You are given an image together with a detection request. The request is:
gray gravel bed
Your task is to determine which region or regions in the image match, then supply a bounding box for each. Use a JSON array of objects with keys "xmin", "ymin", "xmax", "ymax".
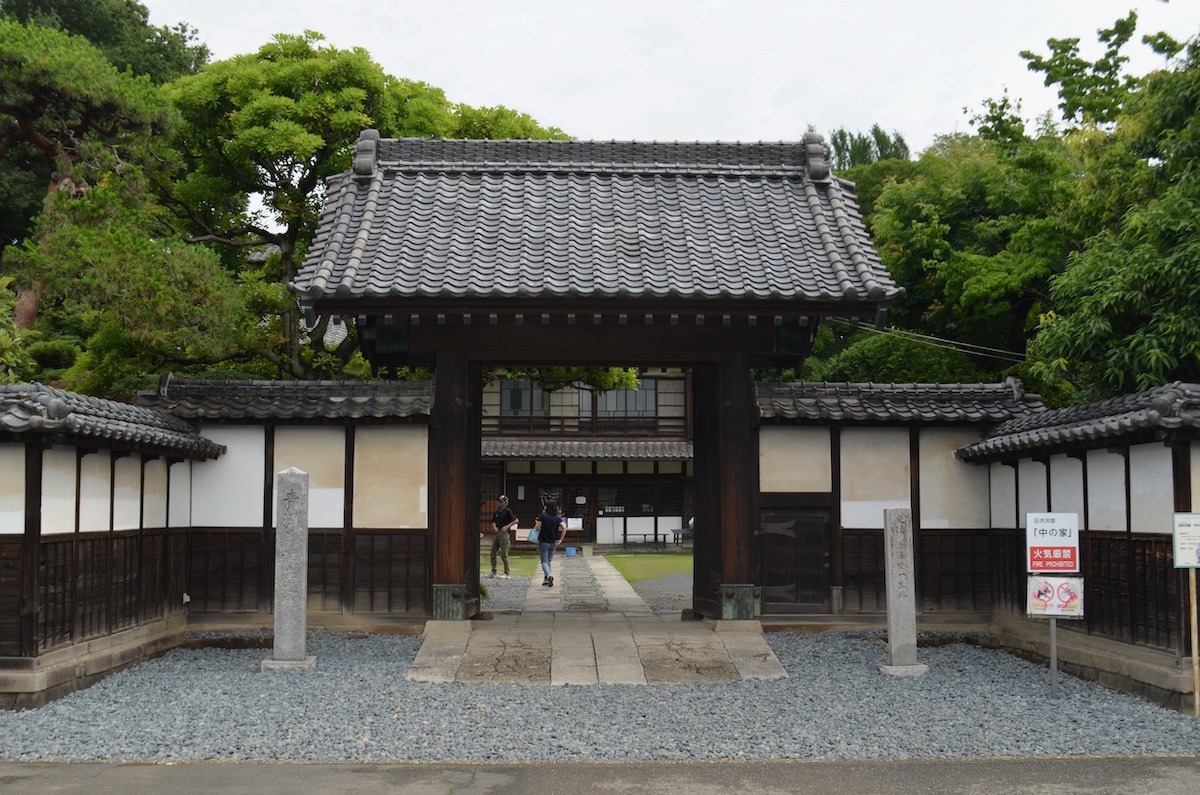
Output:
[{"xmin": 2, "ymin": 631, "xmax": 1198, "ymax": 762}]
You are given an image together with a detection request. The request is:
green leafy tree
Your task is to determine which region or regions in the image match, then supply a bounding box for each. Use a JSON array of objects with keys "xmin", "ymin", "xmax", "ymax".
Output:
[
  {"xmin": 1021, "ymin": 11, "xmax": 1144, "ymax": 127},
  {"xmin": 165, "ymin": 31, "xmax": 460, "ymax": 377},
  {"xmin": 0, "ymin": 1, "xmax": 205, "ymax": 260},
  {"xmin": 827, "ymin": 124, "xmax": 910, "ymax": 170},
  {"xmin": 0, "ymin": 18, "xmax": 176, "ymax": 328},
  {"xmin": 0, "ymin": 275, "xmax": 35, "ymax": 382},
  {"xmin": 452, "ymin": 104, "xmax": 568, "ymax": 140},
  {"xmin": 871, "ymin": 129, "xmax": 1079, "ymax": 367},
  {"xmin": 0, "ymin": 0, "xmax": 208, "ymax": 84},
  {"xmin": 804, "ymin": 328, "xmax": 980, "ymax": 384},
  {"xmin": 1030, "ymin": 33, "xmax": 1200, "ymax": 400},
  {"xmin": 4, "ymin": 170, "xmax": 245, "ymax": 394}
]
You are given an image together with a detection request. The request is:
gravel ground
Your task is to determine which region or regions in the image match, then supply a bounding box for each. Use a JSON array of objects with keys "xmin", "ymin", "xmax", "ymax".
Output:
[{"xmin": 2, "ymin": 628, "xmax": 1199, "ymax": 762}]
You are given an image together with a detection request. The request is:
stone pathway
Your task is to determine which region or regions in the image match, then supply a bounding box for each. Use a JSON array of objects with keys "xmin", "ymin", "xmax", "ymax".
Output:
[{"xmin": 407, "ymin": 553, "xmax": 786, "ymax": 685}]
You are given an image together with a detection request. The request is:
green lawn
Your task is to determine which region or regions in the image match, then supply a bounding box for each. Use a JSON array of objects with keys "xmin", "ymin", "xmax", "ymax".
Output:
[
  {"xmin": 603, "ymin": 550, "xmax": 693, "ymax": 583},
  {"xmin": 480, "ymin": 548, "xmax": 693, "ymax": 583},
  {"xmin": 480, "ymin": 547, "xmax": 541, "ymax": 576}
]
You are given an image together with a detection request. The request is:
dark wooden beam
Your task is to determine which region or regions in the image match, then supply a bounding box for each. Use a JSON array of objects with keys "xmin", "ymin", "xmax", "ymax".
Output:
[
  {"xmin": 411, "ymin": 321, "xmax": 777, "ymax": 362},
  {"xmin": 429, "ymin": 351, "xmax": 483, "ymax": 617},
  {"xmin": 342, "ymin": 425, "xmax": 355, "ymax": 615},
  {"xmin": 717, "ymin": 351, "xmax": 756, "ymax": 585},
  {"xmin": 690, "ymin": 363, "xmax": 721, "ymax": 615},
  {"xmin": 20, "ymin": 443, "xmax": 44, "ymax": 658}
]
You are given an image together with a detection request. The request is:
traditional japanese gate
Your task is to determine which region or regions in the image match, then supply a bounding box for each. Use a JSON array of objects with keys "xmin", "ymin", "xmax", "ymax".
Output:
[{"xmin": 294, "ymin": 133, "xmax": 901, "ymax": 619}]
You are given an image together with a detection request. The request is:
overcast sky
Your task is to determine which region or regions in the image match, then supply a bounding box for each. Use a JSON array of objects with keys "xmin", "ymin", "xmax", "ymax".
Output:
[{"xmin": 144, "ymin": 1, "xmax": 1199, "ymax": 154}]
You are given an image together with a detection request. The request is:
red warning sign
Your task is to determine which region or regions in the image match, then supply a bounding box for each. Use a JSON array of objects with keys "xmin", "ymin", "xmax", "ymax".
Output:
[
  {"xmin": 1028, "ymin": 546, "xmax": 1078, "ymax": 572},
  {"xmin": 1026, "ymin": 513, "xmax": 1080, "ymax": 574}
]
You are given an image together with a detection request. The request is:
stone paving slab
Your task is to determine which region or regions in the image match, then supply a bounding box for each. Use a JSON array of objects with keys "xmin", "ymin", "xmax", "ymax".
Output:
[{"xmin": 407, "ymin": 554, "xmax": 787, "ymax": 685}]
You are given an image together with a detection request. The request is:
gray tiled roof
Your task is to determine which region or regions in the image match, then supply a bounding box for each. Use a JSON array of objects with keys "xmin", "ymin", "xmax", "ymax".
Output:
[
  {"xmin": 137, "ymin": 379, "xmax": 432, "ymax": 421},
  {"xmin": 482, "ymin": 438, "xmax": 692, "ymax": 461},
  {"xmin": 756, "ymin": 378, "xmax": 1046, "ymax": 424},
  {"xmin": 0, "ymin": 384, "xmax": 224, "ymax": 460},
  {"xmin": 294, "ymin": 133, "xmax": 902, "ymax": 308},
  {"xmin": 955, "ymin": 382, "xmax": 1200, "ymax": 462}
]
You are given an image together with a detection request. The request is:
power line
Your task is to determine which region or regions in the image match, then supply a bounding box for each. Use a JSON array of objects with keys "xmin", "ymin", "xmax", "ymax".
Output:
[{"xmin": 826, "ymin": 318, "xmax": 1026, "ymax": 364}]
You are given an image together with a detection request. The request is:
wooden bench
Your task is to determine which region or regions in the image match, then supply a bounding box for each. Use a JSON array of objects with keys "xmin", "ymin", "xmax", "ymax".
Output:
[
  {"xmin": 672, "ymin": 527, "xmax": 694, "ymax": 545},
  {"xmin": 621, "ymin": 532, "xmax": 668, "ymax": 549}
]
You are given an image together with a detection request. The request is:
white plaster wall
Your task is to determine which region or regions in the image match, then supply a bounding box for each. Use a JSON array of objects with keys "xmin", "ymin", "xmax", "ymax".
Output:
[
  {"xmin": 990, "ymin": 463, "xmax": 1016, "ymax": 528},
  {"xmin": 41, "ymin": 446, "xmax": 77, "ymax": 534},
  {"xmin": 1087, "ymin": 449, "xmax": 1127, "ymax": 531},
  {"xmin": 0, "ymin": 444, "xmax": 24, "ymax": 534},
  {"xmin": 1048, "ymin": 454, "xmax": 1085, "ymax": 516},
  {"xmin": 353, "ymin": 426, "xmax": 428, "ymax": 528},
  {"xmin": 596, "ymin": 516, "xmax": 621, "ymax": 544},
  {"xmin": 143, "ymin": 458, "xmax": 168, "ymax": 529},
  {"xmin": 79, "ymin": 452, "xmax": 111, "ymax": 532},
  {"xmin": 1017, "ymin": 459, "xmax": 1048, "ymax": 527},
  {"xmin": 760, "ymin": 426, "xmax": 832, "ymax": 493},
  {"xmin": 841, "ymin": 427, "xmax": 910, "ymax": 528},
  {"xmin": 1129, "ymin": 443, "xmax": 1173, "ymax": 534},
  {"xmin": 113, "ymin": 456, "xmax": 141, "ymax": 531},
  {"xmin": 192, "ymin": 426, "xmax": 266, "ymax": 527},
  {"xmin": 919, "ymin": 428, "xmax": 989, "ymax": 528},
  {"xmin": 659, "ymin": 515, "xmax": 684, "ymax": 533},
  {"xmin": 274, "ymin": 427, "xmax": 346, "ymax": 528},
  {"xmin": 168, "ymin": 461, "xmax": 191, "ymax": 527},
  {"xmin": 626, "ymin": 516, "xmax": 657, "ymax": 537}
]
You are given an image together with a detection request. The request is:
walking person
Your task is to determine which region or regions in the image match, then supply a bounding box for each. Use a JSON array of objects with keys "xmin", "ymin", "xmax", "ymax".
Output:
[
  {"xmin": 533, "ymin": 499, "xmax": 565, "ymax": 587},
  {"xmin": 489, "ymin": 495, "xmax": 518, "ymax": 578}
]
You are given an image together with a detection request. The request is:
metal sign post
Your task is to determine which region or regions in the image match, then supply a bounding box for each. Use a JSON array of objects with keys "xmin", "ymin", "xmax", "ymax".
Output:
[
  {"xmin": 1027, "ymin": 513, "xmax": 1081, "ymax": 699},
  {"xmin": 1171, "ymin": 513, "xmax": 1200, "ymax": 717},
  {"xmin": 1191, "ymin": 569, "xmax": 1199, "ymax": 718},
  {"xmin": 1049, "ymin": 617, "xmax": 1058, "ymax": 699}
]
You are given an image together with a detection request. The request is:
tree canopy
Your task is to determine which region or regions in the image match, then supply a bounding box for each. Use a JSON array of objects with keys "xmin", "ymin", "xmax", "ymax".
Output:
[
  {"xmin": 4, "ymin": 8, "xmax": 1200, "ymax": 404},
  {"xmin": 1029, "ymin": 33, "xmax": 1200, "ymax": 400},
  {"xmin": 0, "ymin": 0, "xmax": 208, "ymax": 84}
]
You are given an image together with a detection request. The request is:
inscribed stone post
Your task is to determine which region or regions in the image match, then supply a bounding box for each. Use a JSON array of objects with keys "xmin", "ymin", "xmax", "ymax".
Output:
[
  {"xmin": 262, "ymin": 467, "xmax": 317, "ymax": 673},
  {"xmin": 879, "ymin": 507, "xmax": 928, "ymax": 677}
]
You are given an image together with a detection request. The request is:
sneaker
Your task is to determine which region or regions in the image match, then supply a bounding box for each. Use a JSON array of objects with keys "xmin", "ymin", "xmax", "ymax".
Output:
[
  {"xmin": 488, "ymin": 572, "xmax": 496, "ymax": 579},
  {"xmin": 501, "ymin": 573, "xmax": 510, "ymax": 579},
  {"xmin": 547, "ymin": 576, "xmax": 554, "ymax": 588}
]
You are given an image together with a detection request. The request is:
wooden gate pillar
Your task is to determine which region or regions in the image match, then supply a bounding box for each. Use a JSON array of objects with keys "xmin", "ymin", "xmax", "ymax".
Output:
[
  {"xmin": 691, "ymin": 354, "xmax": 761, "ymax": 619},
  {"xmin": 704, "ymin": 353, "xmax": 761, "ymax": 619},
  {"xmin": 429, "ymin": 350, "xmax": 482, "ymax": 620}
]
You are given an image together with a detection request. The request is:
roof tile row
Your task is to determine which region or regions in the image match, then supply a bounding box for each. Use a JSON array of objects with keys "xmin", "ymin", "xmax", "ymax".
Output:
[
  {"xmin": 955, "ymin": 382, "xmax": 1200, "ymax": 461},
  {"xmin": 136, "ymin": 379, "xmax": 432, "ymax": 420},
  {"xmin": 1, "ymin": 384, "xmax": 224, "ymax": 459},
  {"xmin": 756, "ymin": 379, "xmax": 1046, "ymax": 425},
  {"xmin": 296, "ymin": 135, "xmax": 900, "ymax": 306}
]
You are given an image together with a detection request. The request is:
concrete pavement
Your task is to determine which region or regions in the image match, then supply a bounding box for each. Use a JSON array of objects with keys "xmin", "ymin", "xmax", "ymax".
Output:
[
  {"xmin": 407, "ymin": 552, "xmax": 787, "ymax": 685},
  {"xmin": 4, "ymin": 756, "xmax": 1199, "ymax": 794}
]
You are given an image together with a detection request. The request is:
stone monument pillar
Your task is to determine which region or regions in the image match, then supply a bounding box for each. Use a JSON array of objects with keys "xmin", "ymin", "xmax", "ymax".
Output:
[
  {"xmin": 262, "ymin": 467, "xmax": 317, "ymax": 673},
  {"xmin": 878, "ymin": 507, "xmax": 927, "ymax": 677}
]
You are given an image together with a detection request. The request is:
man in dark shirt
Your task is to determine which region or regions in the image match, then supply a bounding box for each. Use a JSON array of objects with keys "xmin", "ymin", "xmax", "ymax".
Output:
[{"xmin": 489, "ymin": 495, "xmax": 518, "ymax": 578}]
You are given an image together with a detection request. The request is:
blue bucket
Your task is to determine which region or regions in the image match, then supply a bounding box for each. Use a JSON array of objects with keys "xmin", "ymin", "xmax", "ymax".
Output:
[{"xmin": 565, "ymin": 546, "xmax": 577, "ymax": 557}]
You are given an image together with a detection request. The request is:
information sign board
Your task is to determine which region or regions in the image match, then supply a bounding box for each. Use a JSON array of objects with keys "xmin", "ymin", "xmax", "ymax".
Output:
[
  {"xmin": 1026, "ymin": 512, "xmax": 1080, "ymax": 573},
  {"xmin": 1173, "ymin": 513, "xmax": 1200, "ymax": 569}
]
